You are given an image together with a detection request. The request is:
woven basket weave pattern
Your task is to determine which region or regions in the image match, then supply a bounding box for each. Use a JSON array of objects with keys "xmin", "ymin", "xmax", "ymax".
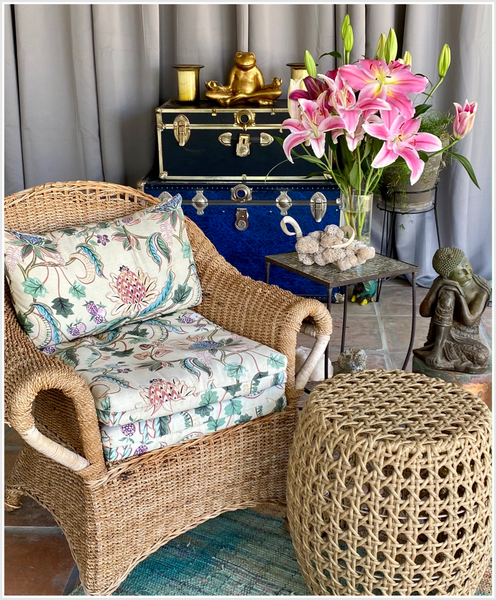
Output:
[
  {"xmin": 4, "ymin": 181, "xmax": 333, "ymax": 595},
  {"xmin": 287, "ymin": 370, "xmax": 492, "ymax": 596}
]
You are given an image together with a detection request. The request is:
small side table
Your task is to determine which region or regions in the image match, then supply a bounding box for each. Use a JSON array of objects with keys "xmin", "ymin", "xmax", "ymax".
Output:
[
  {"xmin": 287, "ymin": 370, "xmax": 492, "ymax": 596},
  {"xmin": 265, "ymin": 252, "xmax": 419, "ymax": 373}
]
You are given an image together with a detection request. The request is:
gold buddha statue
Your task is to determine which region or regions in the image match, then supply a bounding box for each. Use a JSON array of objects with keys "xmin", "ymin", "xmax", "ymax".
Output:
[
  {"xmin": 205, "ymin": 51, "xmax": 283, "ymax": 106},
  {"xmin": 413, "ymin": 247, "xmax": 491, "ymax": 374}
]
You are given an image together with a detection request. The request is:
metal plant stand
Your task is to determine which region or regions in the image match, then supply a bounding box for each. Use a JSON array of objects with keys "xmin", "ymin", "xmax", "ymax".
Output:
[{"xmin": 376, "ymin": 184, "xmax": 441, "ymax": 301}]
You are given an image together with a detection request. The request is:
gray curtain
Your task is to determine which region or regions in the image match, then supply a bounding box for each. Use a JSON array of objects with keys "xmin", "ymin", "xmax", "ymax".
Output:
[{"xmin": 4, "ymin": 4, "xmax": 492, "ymax": 285}]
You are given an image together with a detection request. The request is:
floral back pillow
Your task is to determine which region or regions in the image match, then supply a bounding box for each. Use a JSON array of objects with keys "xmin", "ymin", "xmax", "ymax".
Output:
[{"xmin": 4, "ymin": 194, "xmax": 202, "ymax": 349}]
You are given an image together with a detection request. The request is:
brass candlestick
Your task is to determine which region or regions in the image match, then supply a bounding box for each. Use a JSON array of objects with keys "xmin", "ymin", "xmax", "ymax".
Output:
[{"xmin": 172, "ymin": 64, "xmax": 204, "ymax": 102}]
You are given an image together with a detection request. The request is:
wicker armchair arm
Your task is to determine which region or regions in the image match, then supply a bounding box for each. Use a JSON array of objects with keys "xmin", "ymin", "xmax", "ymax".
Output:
[
  {"xmin": 4, "ymin": 289, "xmax": 106, "ymax": 473},
  {"xmin": 189, "ymin": 233, "xmax": 332, "ymax": 395}
]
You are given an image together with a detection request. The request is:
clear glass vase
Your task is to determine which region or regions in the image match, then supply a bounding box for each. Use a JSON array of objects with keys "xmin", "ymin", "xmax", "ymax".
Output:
[{"xmin": 338, "ymin": 192, "xmax": 373, "ymax": 245}]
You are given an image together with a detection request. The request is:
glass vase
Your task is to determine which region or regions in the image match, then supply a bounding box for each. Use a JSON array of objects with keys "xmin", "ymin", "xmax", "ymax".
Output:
[{"xmin": 338, "ymin": 192, "xmax": 373, "ymax": 245}]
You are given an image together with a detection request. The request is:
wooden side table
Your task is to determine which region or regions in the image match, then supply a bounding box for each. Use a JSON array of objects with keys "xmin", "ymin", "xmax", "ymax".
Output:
[{"xmin": 265, "ymin": 252, "xmax": 419, "ymax": 374}]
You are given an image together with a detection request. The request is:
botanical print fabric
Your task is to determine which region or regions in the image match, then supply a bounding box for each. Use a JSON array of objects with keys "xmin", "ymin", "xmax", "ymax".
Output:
[
  {"xmin": 53, "ymin": 308, "xmax": 288, "ymax": 427},
  {"xmin": 101, "ymin": 385, "xmax": 286, "ymax": 461},
  {"xmin": 4, "ymin": 194, "xmax": 202, "ymax": 348}
]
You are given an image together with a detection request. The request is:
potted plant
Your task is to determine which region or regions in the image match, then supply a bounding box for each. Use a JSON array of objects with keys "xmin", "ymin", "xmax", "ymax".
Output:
[{"xmin": 279, "ymin": 16, "xmax": 479, "ymax": 243}]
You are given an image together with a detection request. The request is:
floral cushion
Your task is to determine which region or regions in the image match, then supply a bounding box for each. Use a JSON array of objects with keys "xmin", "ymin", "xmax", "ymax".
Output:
[
  {"xmin": 101, "ymin": 385, "xmax": 286, "ymax": 462},
  {"xmin": 53, "ymin": 308, "xmax": 288, "ymax": 427},
  {"xmin": 4, "ymin": 194, "xmax": 202, "ymax": 348}
]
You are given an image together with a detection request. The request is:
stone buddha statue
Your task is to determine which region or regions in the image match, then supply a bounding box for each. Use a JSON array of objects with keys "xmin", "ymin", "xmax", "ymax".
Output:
[
  {"xmin": 413, "ymin": 247, "xmax": 491, "ymax": 374},
  {"xmin": 205, "ymin": 51, "xmax": 283, "ymax": 106}
]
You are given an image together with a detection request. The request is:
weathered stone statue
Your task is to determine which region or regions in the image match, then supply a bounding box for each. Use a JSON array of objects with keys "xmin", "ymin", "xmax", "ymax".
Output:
[
  {"xmin": 413, "ymin": 247, "xmax": 491, "ymax": 374},
  {"xmin": 205, "ymin": 51, "xmax": 282, "ymax": 106}
]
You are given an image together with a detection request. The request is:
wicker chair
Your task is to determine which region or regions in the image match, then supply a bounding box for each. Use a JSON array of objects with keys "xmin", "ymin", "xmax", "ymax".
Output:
[{"xmin": 4, "ymin": 181, "xmax": 333, "ymax": 596}]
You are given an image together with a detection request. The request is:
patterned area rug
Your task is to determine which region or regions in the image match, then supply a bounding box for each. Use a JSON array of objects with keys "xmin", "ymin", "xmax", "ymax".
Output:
[{"xmin": 71, "ymin": 509, "xmax": 492, "ymax": 596}]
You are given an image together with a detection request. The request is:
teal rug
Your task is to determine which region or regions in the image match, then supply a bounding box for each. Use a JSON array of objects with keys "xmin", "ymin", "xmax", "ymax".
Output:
[{"xmin": 70, "ymin": 509, "xmax": 492, "ymax": 596}]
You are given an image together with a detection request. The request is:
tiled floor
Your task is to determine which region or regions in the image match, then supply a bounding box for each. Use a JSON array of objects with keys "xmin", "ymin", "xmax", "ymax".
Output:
[{"xmin": 4, "ymin": 279, "xmax": 492, "ymax": 596}]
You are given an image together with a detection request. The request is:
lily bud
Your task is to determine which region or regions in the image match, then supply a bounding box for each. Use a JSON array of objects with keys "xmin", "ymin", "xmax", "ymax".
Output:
[
  {"xmin": 384, "ymin": 28, "xmax": 398, "ymax": 64},
  {"xmin": 438, "ymin": 44, "xmax": 451, "ymax": 78},
  {"xmin": 453, "ymin": 100, "xmax": 477, "ymax": 140},
  {"xmin": 375, "ymin": 33, "xmax": 387, "ymax": 60},
  {"xmin": 304, "ymin": 50, "xmax": 317, "ymax": 79},
  {"xmin": 343, "ymin": 24, "xmax": 354, "ymax": 53},
  {"xmin": 341, "ymin": 14, "xmax": 350, "ymax": 41},
  {"xmin": 402, "ymin": 51, "xmax": 412, "ymax": 67},
  {"xmin": 288, "ymin": 77, "xmax": 306, "ymax": 119}
]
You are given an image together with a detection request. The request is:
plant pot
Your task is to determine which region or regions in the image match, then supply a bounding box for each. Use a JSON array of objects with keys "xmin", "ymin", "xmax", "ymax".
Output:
[
  {"xmin": 337, "ymin": 192, "xmax": 373, "ymax": 245},
  {"xmin": 377, "ymin": 153, "xmax": 443, "ymax": 213}
]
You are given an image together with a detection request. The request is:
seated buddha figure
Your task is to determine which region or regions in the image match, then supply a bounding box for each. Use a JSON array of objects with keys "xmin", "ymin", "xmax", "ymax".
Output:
[
  {"xmin": 413, "ymin": 247, "xmax": 491, "ymax": 374},
  {"xmin": 205, "ymin": 51, "xmax": 282, "ymax": 106}
]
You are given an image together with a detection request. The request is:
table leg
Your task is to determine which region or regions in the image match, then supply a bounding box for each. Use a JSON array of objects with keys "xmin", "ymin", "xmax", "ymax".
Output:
[
  {"xmin": 402, "ymin": 272, "xmax": 417, "ymax": 370},
  {"xmin": 341, "ymin": 285, "xmax": 348, "ymax": 354},
  {"xmin": 265, "ymin": 262, "xmax": 270, "ymax": 284},
  {"xmin": 325, "ymin": 286, "xmax": 332, "ymax": 380}
]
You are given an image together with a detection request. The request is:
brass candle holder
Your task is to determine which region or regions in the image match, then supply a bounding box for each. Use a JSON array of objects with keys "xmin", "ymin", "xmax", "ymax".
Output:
[
  {"xmin": 172, "ymin": 64, "xmax": 204, "ymax": 103},
  {"xmin": 286, "ymin": 63, "xmax": 309, "ymax": 80}
]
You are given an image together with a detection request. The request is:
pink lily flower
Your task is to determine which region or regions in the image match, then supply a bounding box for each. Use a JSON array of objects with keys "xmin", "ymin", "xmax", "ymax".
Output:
[
  {"xmin": 331, "ymin": 118, "xmax": 367, "ymax": 152},
  {"xmin": 320, "ymin": 72, "xmax": 391, "ymax": 135},
  {"xmin": 362, "ymin": 107, "xmax": 443, "ymax": 184},
  {"xmin": 282, "ymin": 94, "xmax": 343, "ymax": 161},
  {"xmin": 339, "ymin": 59, "xmax": 428, "ymax": 119},
  {"xmin": 453, "ymin": 100, "xmax": 477, "ymax": 140}
]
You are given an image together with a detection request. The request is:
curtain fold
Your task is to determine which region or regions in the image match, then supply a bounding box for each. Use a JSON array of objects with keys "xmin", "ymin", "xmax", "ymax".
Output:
[{"xmin": 3, "ymin": 4, "xmax": 492, "ymax": 285}]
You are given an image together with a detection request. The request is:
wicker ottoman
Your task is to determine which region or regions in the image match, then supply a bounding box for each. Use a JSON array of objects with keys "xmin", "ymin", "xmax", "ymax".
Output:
[{"xmin": 287, "ymin": 370, "xmax": 492, "ymax": 596}]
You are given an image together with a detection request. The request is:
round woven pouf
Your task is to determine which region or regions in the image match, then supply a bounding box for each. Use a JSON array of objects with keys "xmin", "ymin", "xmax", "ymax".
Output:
[{"xmin": 287, "ymin": 370, "xmax": 492, "ymax": 596}]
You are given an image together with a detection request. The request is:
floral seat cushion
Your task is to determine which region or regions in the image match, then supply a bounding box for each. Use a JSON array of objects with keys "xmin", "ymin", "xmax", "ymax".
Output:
[
  {"xmin": 53, "ymin": 308, "xmax": 288, "ymax": 427},
  {"xmin": 101, "ymin": 385, "xmax": 286, "ymax": 462}
]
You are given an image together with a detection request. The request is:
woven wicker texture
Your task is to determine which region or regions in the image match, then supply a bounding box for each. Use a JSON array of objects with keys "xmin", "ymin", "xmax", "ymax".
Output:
[
  {"xmin": 287, "ymin": 369, "xmax": 492, "ymax": 596},
  {"xmin": 4, "ymin": 181, "xmax": 333, "ymax": 596}
]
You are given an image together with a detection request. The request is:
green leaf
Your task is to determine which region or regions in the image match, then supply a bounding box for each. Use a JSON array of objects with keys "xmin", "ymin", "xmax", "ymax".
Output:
[
  {"xmin": 51, "ymin": 297, "xmax": 74, "ymax": 318},
  {"xmin": 349, "ymin": 161, "xmax": 362, "ymax": 191},
  {"xmin": 273, "ymin": 136, "xmax": 284, "ymax": 146},
  {"xmin": 267, "ymin": 354, "xmax": 286, "ymax": 370},
  {"xmin": 69, "ymin": 281, "xmax": 86, "ymax": 299},
  {"xmin": 170, "ymin": 211, "xmax": 178, "ymax": 229},
  {"xmin": 418, "ymin": 151, "xmax": 430, "ymax": 163},
  {"xmin": 22, "ymin": 277, "xmax": 47, "ymax": 298},
  {"xmin": 59, "ymin": 347, "xmax": 78, "ymax": 368},
  {"xmin": 225, "ymin": 399, "xmax": 242, "ymax": 416},
  {"xmin": 61, "ymin": 228, "xmax": 78, "ymax": 236},
  {"xmin": 21, "ymin": 245, "xmax": 33, "ymax": 259},
  {"xmin": 223, "ymin": 382, "xmax": 242, "ymax": 397},
  {"xmin": 236, "ymin": 414, "xmax": 252, "ymax": 424},
  {"xmin": 181, "ymin": 242, "xmax": 192, "ymax": 259},
  {"xmin": 16, "ymin": 311, "xmax": 34, "ymax": 334},
  {"xmin": 414, "ymin": 103, "xmax": 432, "ymax": 118},
  {"xmin": 113, "ymin": 349, "xmax": 134, "ymax": 357},
  {"xmin": 224, "ymin": 362, "xmax": 247, "ymax": 379},
  {"xmin": 200, "ymin": 389, "xmax": 219, "ymax": 406},
  {"xmin": 319, "ymin": 50, "xmax": 342, "ymax": 60},
  {"xmin": 300, "ymin": 155, "xmax": 327, "ymax": 166},
  {"xmin": 156, "ymin": 235, "xmax": 171, "ymax": 262},
  {"xmin": 207, "ymin": 416, "xmax": 226, "ymax": 431},
  {"xmin": 172, "ymin": 283, "xmax": 192, "ymax": 305},
  {"xmin": 448, "ymin": 151, "xmax": 480, "ymax": 188}
]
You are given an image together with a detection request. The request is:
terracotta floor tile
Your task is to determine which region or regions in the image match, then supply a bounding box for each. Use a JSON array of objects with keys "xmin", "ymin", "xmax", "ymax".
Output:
[
  {"xmin": 4, "ymin": 529, "xmax": 75, "ymax": 596},
  {"xmin": 364, "ymin": 353, "xmax": 390, "ymax": 370},
  {"xmin": 482, "ymin": 319, "xmax": 492, "ymax": 340},
  {"xmin": 4, "ymin": 496, "xmax": 59, "ymax": 528},
  {"xmin": 328, "ymin": 316, "xmax": 383, "ymax": 351},
  {"xmin": 383, "ymin": 316, "xmax": 430, "ymax": 353},
  {"xmin": 5, "ymin": 448, "xmax": 20, "ymax": 479},
  {"xmin": 390, "ymin": 352, "xmax": 413, "ymax": 372},
  {"xmin": 377, "ymin": 284, "xmax": 428, "ymax": 316},
  {"xmin": 5, "ymin": 426, "xmax": 23, "ymax": 447},
  {"xmin": 5, "ymin": 448, "xmax": 59, "ymax": 527}
]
